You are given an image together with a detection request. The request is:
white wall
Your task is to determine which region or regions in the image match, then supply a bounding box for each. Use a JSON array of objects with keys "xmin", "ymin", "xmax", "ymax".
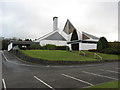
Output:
[
  {"xmin": 53, "ymin": 17, "xmax": 58, "ymax": 31},
  {"xmin": 79, "ymin": 43, "xmax": 97, "ymax": 50},
  {"xmin": 8, "ymin": 43, "xmax": 13, "ymax": 51},
  {"xmin": 40, "ymin": 40, "xmax": 68, "ymax": 46},
  {"xmin": 40, "ymin": 40, "xmax": 97, "ymax": 50}
]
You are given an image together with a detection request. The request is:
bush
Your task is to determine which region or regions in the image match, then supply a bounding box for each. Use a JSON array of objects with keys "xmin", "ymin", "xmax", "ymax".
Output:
[
  {"xmin": 97, "ymin": 40, "xmax": 103, "ymax": 52},
  {"xmin": 101, "ymin": 48, "xmax": 120, "ymax": 54},
  {"xmin": 43, "ymin": 44, "xmax": 69, "ymax": 50},
  {"xmin": 44, "ymin": 44, "xmax": 56, "ymax": 50},
  {"xmin": 109, "ymin": 42, "xmax": 120, "ymax": 49},
  {"xmin": 28, "ymin": 44, "xmax": 41, "ymax": 49},
  {"xmin": 97, "ymin": 37, "xmax": 109, "ymax": 52},
  {"xmin": 29, "ymin": 44, "xmax": 70, "ymax": 50},
  {"xmin": 56, "ymin": 46, "xmax": 69, "ymax": 50}
]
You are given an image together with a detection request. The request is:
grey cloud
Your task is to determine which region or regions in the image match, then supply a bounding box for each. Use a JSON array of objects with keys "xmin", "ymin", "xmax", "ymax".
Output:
[{"xmin": 1, "ymin": 1, "xmax": 118, "ymax": 41}]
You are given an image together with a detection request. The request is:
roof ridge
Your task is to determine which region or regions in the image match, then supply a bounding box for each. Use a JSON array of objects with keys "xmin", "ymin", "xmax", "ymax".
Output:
[{"xmin": 35, "ymin": 30, "xmax": 58, "ymax": 41}]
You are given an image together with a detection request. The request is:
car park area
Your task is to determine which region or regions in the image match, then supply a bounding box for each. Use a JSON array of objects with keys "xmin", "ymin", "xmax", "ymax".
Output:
[{"xmin": 2, "ymin": 51, "xmax": 119, "ymax": 89}]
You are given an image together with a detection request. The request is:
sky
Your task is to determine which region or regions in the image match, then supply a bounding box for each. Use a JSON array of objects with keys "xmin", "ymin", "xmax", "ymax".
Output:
[{"xmin": 0, "ymin": 0, "xmax": 119, "ymax": 41}]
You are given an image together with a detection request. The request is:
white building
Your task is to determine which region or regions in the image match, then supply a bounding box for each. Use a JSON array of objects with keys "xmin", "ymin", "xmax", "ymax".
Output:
[{"xmin": 35, "ymin": 17, "xmax": 99, "ymax": 50}]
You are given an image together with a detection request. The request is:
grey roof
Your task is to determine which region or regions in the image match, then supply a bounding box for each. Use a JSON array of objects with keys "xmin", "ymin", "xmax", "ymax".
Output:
[
  {"xmin": 63, "ymin": 19, "xmax": 76, "ymax": 35},
  {"xmin": 82, "ymin": 32, "xmax": 99, "ymax": 40},
  {"xmin": 43, "ymin": 32, "xmax": 66, "ymax": 41}
]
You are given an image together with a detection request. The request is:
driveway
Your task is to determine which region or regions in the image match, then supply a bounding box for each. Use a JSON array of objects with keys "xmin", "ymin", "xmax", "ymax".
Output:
[{"xmin": 2, "ymin": 51, "xmax": 119, "ymax": 89}]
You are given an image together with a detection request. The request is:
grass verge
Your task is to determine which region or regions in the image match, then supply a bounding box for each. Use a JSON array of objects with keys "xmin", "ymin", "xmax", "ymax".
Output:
[
  {"xmin": 20, "ymin": 50, "xmax": 96, "ymax": 61},
  {"xmin": 90, "ymin": 80, "xmax": 119, "ymax": 88},
  {"xmin": 77, "ymin": 51, "xmax": 120, "ymax": 60}
]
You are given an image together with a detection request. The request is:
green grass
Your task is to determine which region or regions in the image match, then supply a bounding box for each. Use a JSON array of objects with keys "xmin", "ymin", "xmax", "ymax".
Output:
[
  {"xmin": 20, "ymin": 50, "xmax": 96, "ymax": 61},
  {"xmin": 20, "ymin": 50, "xmax": 120, "ymax": 61},
  {"xmin": 90, "ymin": 80, "xmax": 120, "ymax": 88},
  {"xmin": 77, "ymin": 51, "xmax": 120, "ymax": 60}
]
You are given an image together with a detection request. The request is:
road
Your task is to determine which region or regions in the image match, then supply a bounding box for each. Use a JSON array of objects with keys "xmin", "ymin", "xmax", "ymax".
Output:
[
  {"xmin": 2, "ymin": 51, "xmax": 119, "ymax": 89},
  {"xmin": 0, "ymin": 51, "xmax": 2, "ymax": 90}
]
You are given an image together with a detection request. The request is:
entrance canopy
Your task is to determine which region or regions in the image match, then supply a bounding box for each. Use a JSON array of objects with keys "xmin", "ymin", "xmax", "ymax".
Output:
[{"xmin": 67, "ymin": 40, "xmax": 98, "ymax": 44}]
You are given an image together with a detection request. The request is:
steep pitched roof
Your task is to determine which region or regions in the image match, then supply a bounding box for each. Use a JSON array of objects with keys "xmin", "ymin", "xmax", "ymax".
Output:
[
  {"xmin": 35, "ymin": 31, "xmax": 67, "ymax": 41},
  {"xmin": 63, "ymin": 19, "xmax": 76, "ymax": 35},
  {"xmin": 42, "ymin": 31, "xmax": 66, "ymax": 41},
  {"xmin": 82, "ymin": 31, "xmax": 99, "ymax": 40}
]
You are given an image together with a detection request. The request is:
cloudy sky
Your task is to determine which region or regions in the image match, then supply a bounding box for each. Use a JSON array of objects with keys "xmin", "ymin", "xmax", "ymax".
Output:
[{"xmin": 0, "ymin": 0, "xmax": 119, "ymax": 41}]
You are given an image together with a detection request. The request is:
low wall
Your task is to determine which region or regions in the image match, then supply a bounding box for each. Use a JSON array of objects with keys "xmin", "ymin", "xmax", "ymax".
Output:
[{"xmin": 10, "ymin": 50, "xmax": 120, "ymax": 65}]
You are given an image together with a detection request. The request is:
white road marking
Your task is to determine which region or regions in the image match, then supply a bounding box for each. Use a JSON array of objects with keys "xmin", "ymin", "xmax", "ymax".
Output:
[
  {"xmin": 34, "ymin": 76, "xmax": 55, "ymax": 90},
  {"xmin": 2, "ymin": 79, "xmax": 7, "ymax": 90},
  {"xmin": 2, "ymin": 53, "xmax": 9, "ymax": 62},
  {"xmin": 100, "ymin": 69, "xmax": 119, "ymax": 74},
  {"xmin": 62, "ymin": 74, "xmax": 93, "ymax": 86},
  {"xmin": 82, "ymin": 71, "xmax": 118, "ymax": 80},
  {"xmin": 2, "ymin": 53, "xmax": 35, "ymax": 66}
]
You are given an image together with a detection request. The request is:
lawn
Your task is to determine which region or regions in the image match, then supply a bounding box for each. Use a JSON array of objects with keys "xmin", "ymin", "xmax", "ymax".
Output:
[
  {"xmin": 90, "ymin": 80, "xmax": 119, "ymax": 88},
  {"xmin": 77, "ymin": 51, "xmax": 120, "ymax": 60},
  {"xmin": 20, "ymin": 50, "xmax": 96, "ymax": 61}
]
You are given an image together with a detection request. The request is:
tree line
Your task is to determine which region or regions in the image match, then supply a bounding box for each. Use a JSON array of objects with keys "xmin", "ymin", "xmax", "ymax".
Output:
[{"xmin": 97, "ymin": 37, "xmax": 120, "ymax": 54}]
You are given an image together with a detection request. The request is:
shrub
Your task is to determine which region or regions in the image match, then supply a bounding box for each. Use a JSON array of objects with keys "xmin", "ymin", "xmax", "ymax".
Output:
[
  {"xmin": 97, "ymin": 37, "xmax": 109, "ymax": 52},
  {"xmin": 102, "ymin": 48, "xmax": 120, "ymax": 54},
  {"xmin": 109, "ymin": 42, "xmax": 120, "ymax": 49},
  {"xmin": 28, "ymin": 44, "xmax": 41, "ymax": 49},
  {"xmin": 44, "ymin": 44, "xmax": 56, "ymax": 50},
  {"xmin": 43, "ymin": 44, "xmax": 69, "ymax": 50},
  {"xmin": 56, "ymin": 46, "xmax": 69, "ymax": 50},
  {"xmin": 97, "ymin": 40, "xmax": 103, "ymax": 52}
]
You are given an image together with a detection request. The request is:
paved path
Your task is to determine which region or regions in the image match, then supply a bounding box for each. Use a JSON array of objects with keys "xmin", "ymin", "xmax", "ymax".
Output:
[{"xmin": 2, "ymin": 51, "xmax": 119, "ymax": 89}]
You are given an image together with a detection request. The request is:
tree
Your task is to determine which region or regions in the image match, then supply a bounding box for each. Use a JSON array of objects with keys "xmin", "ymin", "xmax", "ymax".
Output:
[
  {"xmin": 25, "ymin": 39, "xmax": 32, "ymax": 41},
  {"xmin": 97, "ymin": 37, "xmax": 109, "ymax": 52},
  {"xmin": 18, "ymin": 38, "xmax": 22, "ymax": 41},
  {"xmin": 29, "ymin": 44, "xmax": 40, "ymax": 49},
  {"xmin": 2, "ymin": 39, "xmax": 10, "ymax": 50}
]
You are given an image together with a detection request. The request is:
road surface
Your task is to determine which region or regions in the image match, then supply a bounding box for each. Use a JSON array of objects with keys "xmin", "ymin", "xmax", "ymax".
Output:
[{"xmin": 2, "ymin": 51, "xmax": 119, "ymax": 89}]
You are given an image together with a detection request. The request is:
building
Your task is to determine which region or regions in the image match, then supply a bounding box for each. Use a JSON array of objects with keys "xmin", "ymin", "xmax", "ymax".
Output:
[
  {"xmin": 35, "ymin": 17, "xmax": 99, "ymax": 50},
  {"xmin": 8, "ymin": 41, "xmax": 38, "ymax": 51}
]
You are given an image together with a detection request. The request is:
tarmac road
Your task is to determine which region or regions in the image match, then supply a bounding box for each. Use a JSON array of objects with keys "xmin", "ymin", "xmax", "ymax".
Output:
[{"xmin": 2, "ymin": 51, "xmax": 119, "ymax": 89}]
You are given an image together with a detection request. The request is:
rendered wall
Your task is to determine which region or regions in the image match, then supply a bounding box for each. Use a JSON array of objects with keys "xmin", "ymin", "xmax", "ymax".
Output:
[
  {"xmin": 40, "ymin": 40, "xmax": 68, "ymax": 46},
  {"xmin": 40, "ymin": 40, "xmax": 97, "ymax": 50},
  {"xmin": 8, "ymin": 43, "xmax": 13, "ymax": 51},
  {"xmin": 79, "ymin": 43, "xmax": 97, "ymax": 50}
]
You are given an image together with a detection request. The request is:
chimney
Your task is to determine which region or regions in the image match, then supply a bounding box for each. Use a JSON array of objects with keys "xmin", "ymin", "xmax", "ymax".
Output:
[{"xmin": 53, "ymin": 17, "xmax": 58, "ymax": 31}]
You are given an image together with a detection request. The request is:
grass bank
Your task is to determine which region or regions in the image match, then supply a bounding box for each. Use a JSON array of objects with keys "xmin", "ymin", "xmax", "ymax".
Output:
[
  {"xmin": 90, "ymin": 80, "xmax": 119, "ymax": 88},
  {"xmin": 20, "ymin": 50, "xmax": 96, "ymax": 61},
  {"xmin": 74, "ymin": 51, "xmax": 120, "ymax": 60}
]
